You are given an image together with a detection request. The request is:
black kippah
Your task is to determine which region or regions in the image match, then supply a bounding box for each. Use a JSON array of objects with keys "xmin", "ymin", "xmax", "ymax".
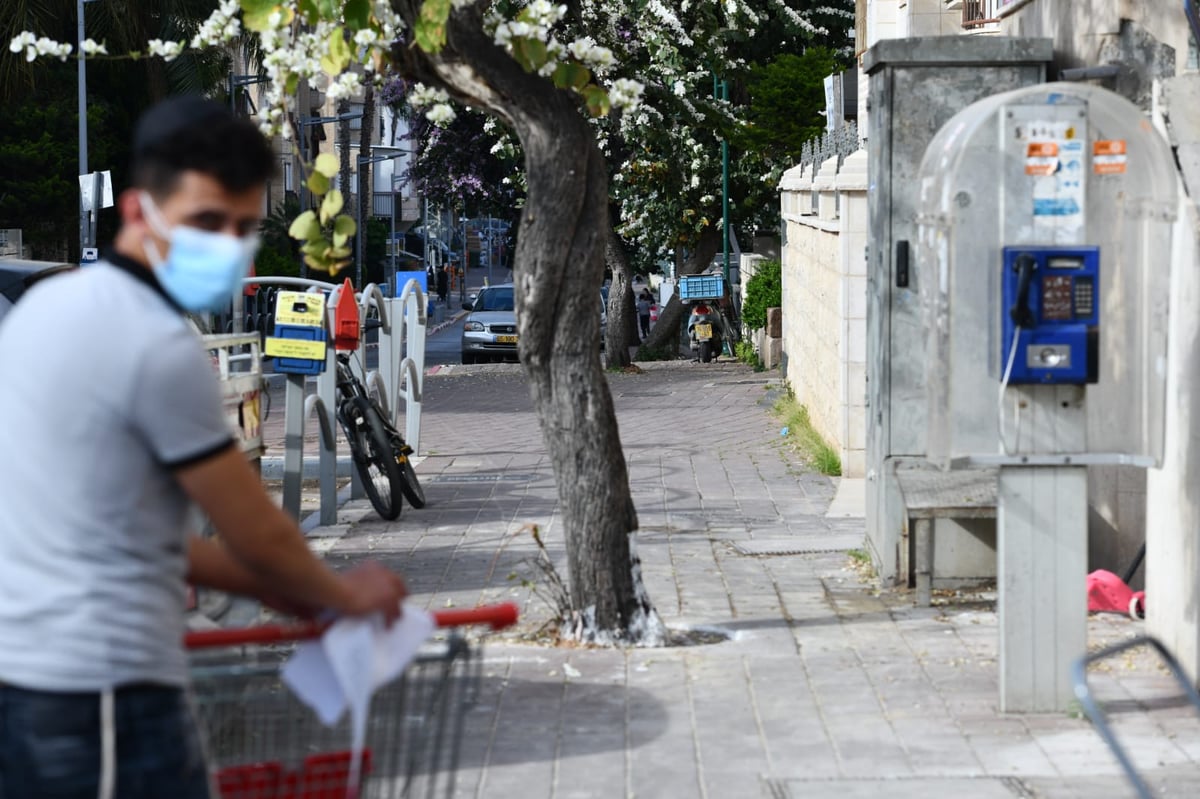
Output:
[{"xmin": 133, "ymin": 95, "xmax": 231, "ymax": 156}]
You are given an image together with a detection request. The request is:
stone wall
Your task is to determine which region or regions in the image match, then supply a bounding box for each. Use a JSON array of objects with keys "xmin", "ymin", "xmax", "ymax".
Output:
[{"xmin": 779, "ymin": 149, "xmax": 868, "ymax": 477}]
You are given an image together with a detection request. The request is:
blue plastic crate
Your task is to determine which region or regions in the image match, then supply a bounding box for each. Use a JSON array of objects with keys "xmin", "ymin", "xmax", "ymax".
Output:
[{"xmin": 678, "ymin": 275, "xmax": 724, "ymax": 301}]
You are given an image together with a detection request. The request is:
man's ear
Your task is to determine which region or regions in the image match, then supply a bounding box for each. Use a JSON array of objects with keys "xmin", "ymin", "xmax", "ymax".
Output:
[{"xmin": 117, "ymin": 189, "xmax": 147, "ymax": 228}]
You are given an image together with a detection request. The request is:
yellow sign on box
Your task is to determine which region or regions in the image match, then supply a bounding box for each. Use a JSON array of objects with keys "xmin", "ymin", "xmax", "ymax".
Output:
[
  {"xmin": 275, "ymin": 291, "xmax": 326, "ymax": 326},
  {"xmin": 264, "ymin": 337, "xmax": 326, "ymax": 361}
]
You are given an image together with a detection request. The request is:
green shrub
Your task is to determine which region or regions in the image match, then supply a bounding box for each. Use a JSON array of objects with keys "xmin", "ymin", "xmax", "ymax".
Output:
[
  {"xmin": 253, "ymin": 244, "xmax": 300, "ymax": 278},
  {"xmin": 742, "ymin": 258, "xmax": 782, "ymax": 331},
  {"xmin": 735, "ymin": 340, "xmax": 763, "ymax": 370}
]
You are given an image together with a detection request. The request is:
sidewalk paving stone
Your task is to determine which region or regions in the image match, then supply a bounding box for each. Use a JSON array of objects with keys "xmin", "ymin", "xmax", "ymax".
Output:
[{"xmin": 243, "ymin": 360, "xmax": 1200, "ymax": 798}]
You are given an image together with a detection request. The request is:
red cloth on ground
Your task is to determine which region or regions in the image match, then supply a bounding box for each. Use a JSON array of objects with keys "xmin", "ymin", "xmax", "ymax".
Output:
[{"xmin": 1087, "ymin": 569, "xmax": 1145, "ymax": 619}]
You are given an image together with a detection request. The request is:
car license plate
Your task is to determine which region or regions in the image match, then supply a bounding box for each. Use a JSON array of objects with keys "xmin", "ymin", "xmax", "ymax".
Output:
[
  {"xmin": 694, "ymin": 323, "xmax": 713, "ymax": 339},
  {"xmin": 496, "ymin": 335, "xmax": 518, "ymax": 344}
]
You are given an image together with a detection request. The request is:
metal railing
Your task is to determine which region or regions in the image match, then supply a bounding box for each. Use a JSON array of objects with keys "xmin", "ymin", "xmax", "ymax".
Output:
[
  {"xmin": 962, "ymin": 0, "xmax": 999, "ymax": 29},
  {"xmin": 798, "ymin": 122, "xmax": 861, "ymax": 176}
]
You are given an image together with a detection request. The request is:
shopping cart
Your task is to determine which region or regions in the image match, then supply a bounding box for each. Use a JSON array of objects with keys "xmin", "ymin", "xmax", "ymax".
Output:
[
  {"xmin": 1071, "ymin": 634, "xmax": 1200, "ymax": 798},
  {"xmin": 184, "ymin": 603, "xmax": 519, "ymax": 799}
]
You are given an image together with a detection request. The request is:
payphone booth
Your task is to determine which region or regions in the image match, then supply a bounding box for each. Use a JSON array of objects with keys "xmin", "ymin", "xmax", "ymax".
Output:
[{"xmin": 916, "ymin": 83, "xmax": 1178, "ymax": 711}]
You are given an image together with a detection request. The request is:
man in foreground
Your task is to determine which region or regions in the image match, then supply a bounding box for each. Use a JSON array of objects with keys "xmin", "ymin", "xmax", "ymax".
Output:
[{"xmin": 0, "ymin": 96, "xmax": 408, "ymax": 798}]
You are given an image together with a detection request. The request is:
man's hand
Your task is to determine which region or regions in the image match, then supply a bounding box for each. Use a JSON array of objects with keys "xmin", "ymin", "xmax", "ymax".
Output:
[{"xmin": 339, "ymin": 562, "xmax": 409, "ymax": 624}]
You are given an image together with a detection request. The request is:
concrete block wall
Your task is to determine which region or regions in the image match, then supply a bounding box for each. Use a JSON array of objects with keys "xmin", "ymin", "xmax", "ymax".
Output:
[{"xmin": 778, "ymin": 150, "xmax": 869, "ymax": 477}]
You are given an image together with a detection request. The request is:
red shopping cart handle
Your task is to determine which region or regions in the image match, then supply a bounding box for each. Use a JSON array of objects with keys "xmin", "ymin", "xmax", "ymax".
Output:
[{"xmin": 184, "ymin": 602, "xmax": 519, "ymax": 649}]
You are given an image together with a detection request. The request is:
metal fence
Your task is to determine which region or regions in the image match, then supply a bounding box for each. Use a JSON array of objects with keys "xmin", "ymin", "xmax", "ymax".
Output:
[{"xmin": 798, "ymin": 122, "xmax": 862, "ymax": 175}]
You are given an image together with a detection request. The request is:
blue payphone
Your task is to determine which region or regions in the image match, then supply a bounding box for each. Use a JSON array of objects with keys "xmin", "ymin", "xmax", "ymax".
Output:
[{"xmin": 1000, "ymin": 245, "xmax": 1100, "ymax": 385}]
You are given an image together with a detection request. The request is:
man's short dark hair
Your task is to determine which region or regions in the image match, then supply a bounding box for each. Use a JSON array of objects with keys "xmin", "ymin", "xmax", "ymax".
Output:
[{"xmin": 131, "ymin": 95, "xmax": 276, "ymax": 197}]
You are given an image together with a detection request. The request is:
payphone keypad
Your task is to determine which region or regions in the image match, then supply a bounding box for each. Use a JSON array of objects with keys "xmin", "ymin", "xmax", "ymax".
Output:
[{"xmin": 1074, "ymin": 277, "xmax": 1094, "ymax": 317}]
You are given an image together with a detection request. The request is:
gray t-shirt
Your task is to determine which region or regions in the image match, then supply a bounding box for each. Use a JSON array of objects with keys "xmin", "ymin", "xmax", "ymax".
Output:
[{"xmin": 0, "ymin": 255, "xmax": 233, "ymax": 691}]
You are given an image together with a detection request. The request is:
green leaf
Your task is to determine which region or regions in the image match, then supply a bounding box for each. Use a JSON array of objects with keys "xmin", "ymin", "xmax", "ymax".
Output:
[
  {"xmin": 320, "ymin": 27, "xmax": 352, "ymax": 76},
  {"xmin": 318, "ymin": 0, "xmax": 336, "ymax": 17},
  {"xmin": 553, "ymin": 62, "xmax": 591, "ymax": 91},
  {"xmin": 523, "ymin": 39, "xmax": 548, "ymax": 71},
  {"xmin": 320, "ymin": 189, "xmax": 344, "ymax": 224},
  {"xmin": 344, "ymin": 0, "xmax": 370, "ymax": 30},
  {"xmin": 297, "ymin": 0, "xmax": 319, "ymax": 24},
  {"xmin": 301, "ymin": 239, "xmax": 328, "ymax": 256},
  {"xmin": 333, "ymin": 231, "xmax": 349, "ymax": 248},
  {"xmin": 240, "ymin": 0, "xmax": 277, "ymax": 32},
  {"xmin": 304, "ymin": 253, "xmax": 335, "ymax": 273},
  {"xmin": 313, "ymin": 152, "xmax": 339, "ymax": 178},
  {"xmin": 511, "ymin": 38, "xmax": 548, "ymax": 73},
  {"xmin": 284, "ymin": 72, "xmax": 299, "ymax": 96},
  {"xmin": 334, "ymin": 214, "xmax": 357, "ymax": 238},
  {"xmin": 287, "ymin": 210, "xmax": 319, "ymax": 241},
  {"xmin": 582, "ymin": 85, "xmax": 611, "ymax": 118},
  {"xmin": 307, "ymin": 170, "xmax": 330, "ymax": 196},
  {"xmin": 414, "ymin": 0, "xmax": 451, "ymax": 53}
]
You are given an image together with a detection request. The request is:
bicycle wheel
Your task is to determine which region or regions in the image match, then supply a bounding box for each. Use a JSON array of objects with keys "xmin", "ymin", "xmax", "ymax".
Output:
[
  {"xmin": 365, "ymin": 396, "xmax": 427, "ymax": 510},
  {"xmin": 396, "ymin": 447, "xmax": 426, "ymax": 508},
  {"xmin": 343, "ymin": 398, "xmax": 404, "ymax": 520}
]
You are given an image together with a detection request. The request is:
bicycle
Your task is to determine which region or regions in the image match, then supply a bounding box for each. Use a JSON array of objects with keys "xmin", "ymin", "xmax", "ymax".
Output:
[{"xmin": 333, "ymin": 351, "xmax": 425, "ymax": 520}]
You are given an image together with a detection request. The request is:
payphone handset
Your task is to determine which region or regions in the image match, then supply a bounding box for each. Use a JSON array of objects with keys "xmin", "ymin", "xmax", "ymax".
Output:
[{"xmin": 1000, "ymin": 245, "xmax": 1100, "ymax": 385}]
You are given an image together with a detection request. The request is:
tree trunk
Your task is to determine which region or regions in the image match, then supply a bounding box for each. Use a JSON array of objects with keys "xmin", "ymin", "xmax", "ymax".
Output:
[
  {"xmin": 637, "ymin": 225, "xmax": 722, "ymax": 357},
  {"xmin": 604, "ymin": 216, "xmax": 638, "ymax": 367},
  {"xmin": 392, "ymin": 2, "xmax": 663, "ymax": 643},
  {"xmin": 358, "ymin": 81, "xmax": 376, "ymax": 284}
]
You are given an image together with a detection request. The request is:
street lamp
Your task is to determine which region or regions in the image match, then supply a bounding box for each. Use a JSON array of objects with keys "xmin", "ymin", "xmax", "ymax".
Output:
[
  {"xmin": 77, "ymin": 0, "xmax": 100, "ymax": 260},
  {"xmin": 294, "ymin": 110, "xmax": 362, "ymax": 278},
  {"xmin": 228, "ymin": 72, "xmax": 268, "ymax": 334},
  {"xmin": 713, "ymin": 72, "xmax": 730, "ymax": 283},
  {"xmin": 229, "ymin": 73, "xmax": 267, "ymax": 114},
  {"xmin": 355, "ymin": 146, "xmax": 415, "ymax": 289}
]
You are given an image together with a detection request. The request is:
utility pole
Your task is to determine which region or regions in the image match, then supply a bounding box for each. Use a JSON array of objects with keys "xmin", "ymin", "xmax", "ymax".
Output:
[
  {"xmin": 719, "ymin": 77, "xmax": 730, "ymax": 283},
  {"xmin": 355, "ymin": 148, "xmax": 412, "ymax": 289},
  {"xmin": 77, "ymin": 0, "xmax": 90, "ymax": 260}
]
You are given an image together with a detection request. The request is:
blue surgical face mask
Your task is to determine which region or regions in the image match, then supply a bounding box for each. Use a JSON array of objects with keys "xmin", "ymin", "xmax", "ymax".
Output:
[{"xmin": 139, "ymin": 192, "xmax": 259, "ymax": 313}]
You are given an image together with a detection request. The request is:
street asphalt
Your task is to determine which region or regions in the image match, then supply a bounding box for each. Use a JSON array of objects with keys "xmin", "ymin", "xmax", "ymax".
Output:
[{"xmin": 228, "ymin": 349, "xmax": 1200, "ymax": 798}]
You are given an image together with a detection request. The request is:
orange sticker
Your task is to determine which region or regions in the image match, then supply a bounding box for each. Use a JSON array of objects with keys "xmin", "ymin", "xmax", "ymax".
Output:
[
  {"xmin": 1025, "ymin": 141, "xmax": 1059, "ymax": 176},
  {"xmin": 1093, "ymin": 139, "xmax": 1127, "ymax": 174}
]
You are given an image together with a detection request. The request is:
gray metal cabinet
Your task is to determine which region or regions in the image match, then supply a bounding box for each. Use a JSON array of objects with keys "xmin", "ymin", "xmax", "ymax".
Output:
[{"xmin": 862, "ymin": 37, "xmax": 1052, "ymax": 584}]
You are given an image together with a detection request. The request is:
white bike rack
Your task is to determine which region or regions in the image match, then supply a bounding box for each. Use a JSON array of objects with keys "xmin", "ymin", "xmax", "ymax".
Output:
[{"xmin": 244, "ymin": 276, "xmax": 427, "ymax": 523}]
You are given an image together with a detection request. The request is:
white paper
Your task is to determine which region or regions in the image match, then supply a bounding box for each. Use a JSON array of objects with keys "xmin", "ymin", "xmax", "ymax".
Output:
[
  {"xmin": 281, "ymin": 602, "xmax": 436, "ymax": 792},
  {"xmin": 282, "ymin": 603, "xmax": 436, "ymax": 724}
]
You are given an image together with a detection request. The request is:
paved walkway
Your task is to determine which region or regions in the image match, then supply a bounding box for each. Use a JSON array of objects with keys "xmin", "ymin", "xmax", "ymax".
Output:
[{"xmin": 252, "ymin": 361, "xmax": 1199, "ymax": 799}]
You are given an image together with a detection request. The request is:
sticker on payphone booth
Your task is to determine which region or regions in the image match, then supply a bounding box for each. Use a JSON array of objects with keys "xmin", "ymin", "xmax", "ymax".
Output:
[{"xmin": 1000, "ymin": 246, "xmax": 1100, "ymax": 385}]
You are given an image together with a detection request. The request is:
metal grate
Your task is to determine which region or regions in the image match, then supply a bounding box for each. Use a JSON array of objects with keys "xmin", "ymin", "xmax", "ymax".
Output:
[{"xmin": 962, "ymin": 0, "xmax": 999, "ymax": 29}]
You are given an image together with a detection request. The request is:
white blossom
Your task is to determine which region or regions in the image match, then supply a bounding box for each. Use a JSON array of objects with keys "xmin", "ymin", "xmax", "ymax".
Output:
[
  {"xmin": 191, "ymin": 0, "xmax": 241, "ymax": 49},
  {"xmin": 609, "ymin": 78, "xmax": 645, "ymax": 111},
  {"xmin": 325, "ymin": 71, "xmax": 363, "ymax": 102},
  {"xmin": 426, "ymin": 103, "xmax": 456, "ymax": 126},
  {"xmin": 9, "ymin": 33, "xmax": 73, "ymax": 62},
  {"xmin": 81, "ymin": 39, "xmax": 107, "ymax": 56},
  {"xmin": 147, "ymin": 39, "xmax": 185, "ymax": 62},
  {"xmin": 408, "ymin": 83, "xmax": 450, "ymax": 109}
]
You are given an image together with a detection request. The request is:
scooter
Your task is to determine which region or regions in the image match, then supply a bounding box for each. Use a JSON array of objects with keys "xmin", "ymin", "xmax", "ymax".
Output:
[{"xmin": 686, "ymin": 301, "xmax": 724, "ymax": 363}]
